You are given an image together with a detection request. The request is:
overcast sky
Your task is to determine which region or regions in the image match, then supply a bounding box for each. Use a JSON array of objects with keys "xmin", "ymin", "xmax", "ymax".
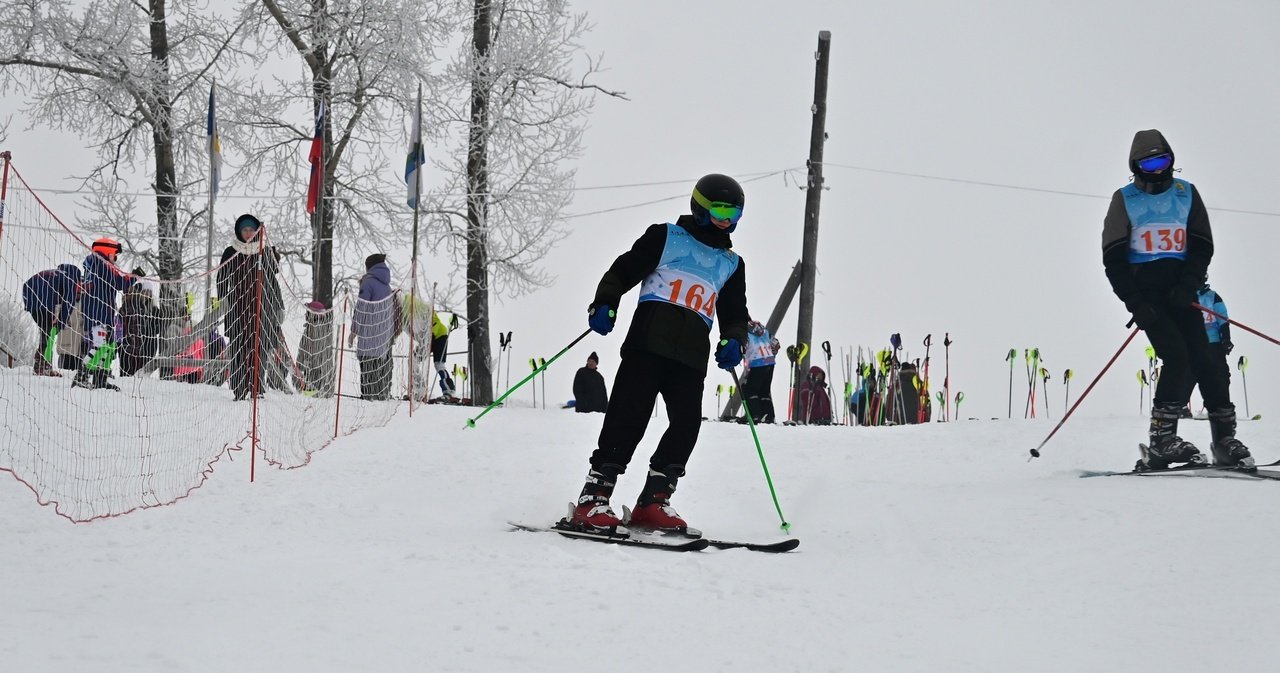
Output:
[{"xmin": 3, "ymin": 0, "xmax": 1278, "ymax": 427}]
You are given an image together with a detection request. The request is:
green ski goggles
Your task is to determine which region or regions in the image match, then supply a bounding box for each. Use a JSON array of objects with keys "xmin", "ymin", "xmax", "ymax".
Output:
[{"xmin": 692, "ymin": 188, "xmax": 743, "ymax": 224}]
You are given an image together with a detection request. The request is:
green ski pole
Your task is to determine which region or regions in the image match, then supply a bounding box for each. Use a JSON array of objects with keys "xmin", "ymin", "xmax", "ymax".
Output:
[
  {"xmin": 468, "ymin": 329, "xmax": 591, "ymax": 428},
  {"xmin": 728, "ymin": 367, "xmax": 791, "ymax": 533}
]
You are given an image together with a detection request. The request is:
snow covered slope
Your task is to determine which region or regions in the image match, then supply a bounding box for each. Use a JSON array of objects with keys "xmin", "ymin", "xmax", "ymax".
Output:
[{"xmin": 3, "ymin": 405, "xmax": 1277, "ymax": 672}]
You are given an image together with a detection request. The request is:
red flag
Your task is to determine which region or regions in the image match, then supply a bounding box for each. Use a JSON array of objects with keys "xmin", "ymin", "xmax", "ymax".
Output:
[{"xmin": 305, "ymin": 102, "xmax": 326, "ymax": 215}]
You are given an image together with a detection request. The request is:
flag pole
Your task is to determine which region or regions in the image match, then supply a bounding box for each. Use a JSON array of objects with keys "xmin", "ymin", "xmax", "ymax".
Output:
[
  {"xmin": 408, "ymin": 83, "xmax": 423, "ymax": 415},
  {"xmin": 204, "ymin": 80, "xmax": 217, "ymax": 315}
]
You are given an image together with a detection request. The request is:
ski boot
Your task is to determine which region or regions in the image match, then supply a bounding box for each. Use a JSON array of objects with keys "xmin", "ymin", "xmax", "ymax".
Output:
[
  {"xmin": 1136, "ymin": 401, "xmax": 1209, "ymax": 471},
  {"xmin": 627, "ymin": 469, "xmax": 688, "ymax": 533},
  {"xmin": 564, "ymin": 467, "xmax": 623, "ymax": 533},
  {"xmin": 1208, "ymin": 406, "xmax": 1255, "ymax": 469}
]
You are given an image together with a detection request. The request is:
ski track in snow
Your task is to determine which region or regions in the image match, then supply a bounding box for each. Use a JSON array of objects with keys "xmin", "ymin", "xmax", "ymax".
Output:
[{"xmin": 3, "ymin": 406, "xmax": 1278, "ymax": 672}]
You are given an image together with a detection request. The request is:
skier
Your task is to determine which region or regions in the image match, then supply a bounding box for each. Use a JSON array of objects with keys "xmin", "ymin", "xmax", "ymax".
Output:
[
  {"xmin": 739, "ymin": 319, "xmax": 780, "ymax": 423},
  {"xmin": 567, "ymin": 173, "xmax": 749, "ymax": 533},
  {"xmin": 74, "ymin": 238, "xmax": 136, "ymax": 390},
  {"xmin": 1101, "ymin": 129, "xmax": 1253, "ymax": 470},
  {"xmin": 1179, "ymin": 283, "xmax": 1233, "ymax": 415},
  {"xmin": 571, "ymin": 351, "xmax": 609, "ymax": 413}
]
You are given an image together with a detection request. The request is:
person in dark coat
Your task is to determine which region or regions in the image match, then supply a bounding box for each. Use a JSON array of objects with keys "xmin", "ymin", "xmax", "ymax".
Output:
[
  {"xmin": 73, "ymin": 238, "xmax": 136, "ymax": 390},
  {"xmin": 348, "ymin": 253, "xmax": 397, "ymax": 400},
  {"xmin": 118, "ymin": 270, "xmax": 161, "ymax": 376},
  {"xmin": 21, "ymin": 263, "xmax": 82, "ymax": 377},
  {"xmin": 1102, "ymin": 129, "xmax": 1252, "ymax": 471},
  {"xmin": 566, "ymin": 173, "xmax": 750, "ymax": 534},
  {"xmin": 572, "ymin": 351, "xmax": 609, "ymax": 413},
  {"xmin": 796, "ymin": 365, "xmax": 833, "ymax": 425},
  {"xmin": 216, "ymin": 213, "xmax": 284, "ymax": 401}
]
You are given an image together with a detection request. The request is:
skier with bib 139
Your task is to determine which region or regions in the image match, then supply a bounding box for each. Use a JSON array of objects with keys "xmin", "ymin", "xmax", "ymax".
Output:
[
  {"xmin": 1102, "ymin": 129, "xmax": 1253, "ymax": 471},
  {"xmin": 565, "ymin": 173, "xmax": 750, "ymax": 534}
]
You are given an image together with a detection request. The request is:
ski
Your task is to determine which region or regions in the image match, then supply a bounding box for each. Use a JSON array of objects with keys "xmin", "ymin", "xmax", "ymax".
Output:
[
  {"xmin": 703, "ymin": 537, "xmax": 800, "ymax": 553},
  {"xmin": 507, "ymin": 521, "xmax": 710, "ymax": 552},
  {"xmin": 618, "ymin": 506, "xmax": 800, "ymax": 553}
]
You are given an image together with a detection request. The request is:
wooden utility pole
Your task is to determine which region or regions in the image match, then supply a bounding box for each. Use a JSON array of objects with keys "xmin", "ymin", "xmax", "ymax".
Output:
[{"xmin": 794, "ymin": 31, "xmax": 832, "ymax": 408}]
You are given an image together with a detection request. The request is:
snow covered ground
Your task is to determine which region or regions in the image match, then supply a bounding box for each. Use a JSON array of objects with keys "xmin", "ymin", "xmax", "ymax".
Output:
[{"xmin": 4, "ymin": 403, "xmax": 1278, "ymax": 672}]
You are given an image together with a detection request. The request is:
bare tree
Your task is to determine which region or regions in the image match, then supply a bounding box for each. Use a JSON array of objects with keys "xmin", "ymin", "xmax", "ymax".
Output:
[
  {"xmin": 0, "ymin": 0, "xmax": 244, "ymax": 316},
  {"xmin": 243, "ymin": 0, "xmax": 453, "ymax": 307},
  {"xmin": 431, "ymin": 0, "xmax": 623, "ymax": 405}
]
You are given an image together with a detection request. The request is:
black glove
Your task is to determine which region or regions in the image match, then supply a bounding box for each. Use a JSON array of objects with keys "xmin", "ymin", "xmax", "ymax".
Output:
[
  {"xmin": 1167, "ymin": 284, "xmax": 1198, "ymax": 309},
  {"xmin": 1128, "ymin": 302, "xmax": 1161, "ymax": 330},
  {"xmin": 1223, "ymin": 340, "xmax": 1234, "ymax": 355},
  {"xmin": 587, "ymin": 302, "xmax": 616, "ymax": 336}
]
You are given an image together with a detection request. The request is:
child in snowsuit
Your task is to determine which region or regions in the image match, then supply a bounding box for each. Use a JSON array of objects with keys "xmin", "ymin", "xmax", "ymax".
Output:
[
  {"xmin": 568, "ymin": 173, "xmax": 750, "ymax": 533},
  {"xmin": 21, "ymin": 263, "xmax": 82, "ymax": 377},
  {"xmin": 1178, "ymin": 283, "xmax": 1233, "ymax": 413},
  {"xmin": 740, "ymin": 319, "xmax": 780, "ymax": 423},
  {"xmin": 74, "ymin": 238, "xmax": 136, "ymax": 390},
  {"xmin": 1102, "ymin": 129, "xmax": 1252, "ymax": 470}
]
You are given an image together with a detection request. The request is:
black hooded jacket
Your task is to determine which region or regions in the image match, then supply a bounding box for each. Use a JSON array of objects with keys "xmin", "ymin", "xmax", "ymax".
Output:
[
  {"xmin": 594, "ymin": 215, "xmax": 749, "ymax": 374},
  {"xmin": 1101, "ymin": 129, "xmax": 1213, "ymax": 311},
  {"xmin": 216, "ymin": 224, "xmax": 284, "ymax": 341}
]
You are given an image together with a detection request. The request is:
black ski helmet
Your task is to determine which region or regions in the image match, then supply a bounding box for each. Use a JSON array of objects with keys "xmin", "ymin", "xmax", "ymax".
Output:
[{"xmin": 690, "ymin": 173, "xmax": 745, "ymax": 232}]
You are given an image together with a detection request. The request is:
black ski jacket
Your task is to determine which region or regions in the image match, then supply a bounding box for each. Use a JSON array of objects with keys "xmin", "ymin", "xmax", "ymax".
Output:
[
  {"xmin": 594, "ymin": 215, "xmax": 749, "ymax": 374},
  {"xmin": 1101, "ymin": 130, "xmax": 1213, "ymax": 312}
]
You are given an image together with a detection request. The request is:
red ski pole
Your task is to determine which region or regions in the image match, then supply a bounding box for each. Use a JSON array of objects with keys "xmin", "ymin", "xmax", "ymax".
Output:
[{"xmin": 1029, "ymin": 327, "xmax": 1139, "ymax": 459}]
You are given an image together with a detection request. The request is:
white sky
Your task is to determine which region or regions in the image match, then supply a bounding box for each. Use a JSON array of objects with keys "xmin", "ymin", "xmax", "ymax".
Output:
[{"xmin": 3, "ymin": 0, "xmax": 1279, "ymax": 422}]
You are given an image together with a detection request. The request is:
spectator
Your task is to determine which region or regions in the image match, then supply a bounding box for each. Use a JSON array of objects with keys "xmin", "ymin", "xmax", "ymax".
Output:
[
  {"xmin": 119, "ymin": 269, "xmax": 161, "ymax": 376},
  {"xmin": 400, "ymin": 292, "xmax": 434, "ymax": 401},
  {"xmin": 796, "ymin": 365, "xmax": 833, "ymax": 425},
  {"xmin": 348, "ymin": 253, "xmax": 397, "ymax": 401},
  {"xmin": 297, "ymin": 300, "xmax": 335, "ymax": 396},
  {"xmin": 172, "ymin": 314, "xmax": 205, "ymax": 384},
  {"xmin": 572, "ymin": 351, "xmax": 609, "ymax": 413},
  {"xmin": 73, "ymin": 238, "xmax": 136, "ymax": 391},
  {"xmin": 216, "ymin": 213, "xmax": 284, "ymax": 401},
  {"xmin": 21, "ymin": 263, "xmax": 82, "ymax": 377}
]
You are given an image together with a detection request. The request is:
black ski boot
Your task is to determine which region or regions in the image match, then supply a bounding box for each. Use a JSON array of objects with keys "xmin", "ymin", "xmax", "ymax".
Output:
[
  {"xmin": 1137, "ymin": 401, "xmax": 1208, "ymax": 471},
  {"xmin": 1208, "ymin": 406, "xmax": 1254, "ymax": 469}
]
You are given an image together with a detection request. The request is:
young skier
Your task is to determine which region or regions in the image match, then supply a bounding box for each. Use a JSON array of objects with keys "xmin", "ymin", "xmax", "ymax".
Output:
[
  {"xmin": 1179, "ymin": 283, "xmax": 1233, "ymax": 415},
  {"xmin": 565, "ymin": 173, "xmax": 750, "ymax": 533},
  {"xmin": 1101, "ymin": 129, "xmax": 1253, "ymax": 470}
]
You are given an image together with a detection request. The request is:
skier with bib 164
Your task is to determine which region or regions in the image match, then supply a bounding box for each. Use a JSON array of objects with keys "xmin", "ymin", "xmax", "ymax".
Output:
[
  {"xmin": 1102, "ymin": 129, "xmax": 1253, "ymax": 471},
  {"xmin": 564, "ymin": 173, "xmax": 750, "ymax": 534}
]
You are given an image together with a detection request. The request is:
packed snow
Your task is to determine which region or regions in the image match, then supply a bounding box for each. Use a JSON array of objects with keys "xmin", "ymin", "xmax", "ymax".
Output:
[{"xmin": 3, "ymin": 400, "xmax": 1277, "ymax": 672}]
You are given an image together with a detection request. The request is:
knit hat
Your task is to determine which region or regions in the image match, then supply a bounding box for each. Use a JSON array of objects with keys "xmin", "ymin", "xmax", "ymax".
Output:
[
  {"xmin": 234, "ymin": 214, "xmax": 262, "ymax": 242},
  {"xmin": 365, "ymin": 253, "xmax": 387, "ymax": 270},
  {"xmin": 587, "ymin": 351, "xmax": 599, "ymax": 363}
]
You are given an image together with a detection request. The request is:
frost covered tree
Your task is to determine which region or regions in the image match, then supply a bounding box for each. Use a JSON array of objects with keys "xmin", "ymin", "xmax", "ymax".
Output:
[
  {"xmin": 434, "ymin": 0, "xmax": 622, "ymax": 404},
  {"xmin": 0, "ymin": 0, "xmax": 244, "ymax": 316},
  {"xmin": 243, "ymin": 0, "xmax": 452, "ymax": 307}
]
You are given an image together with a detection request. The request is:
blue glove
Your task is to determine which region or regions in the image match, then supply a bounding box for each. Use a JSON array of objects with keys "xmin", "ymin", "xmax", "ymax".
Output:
[
  {"xmin": 715, "ymin": 338, "xmax": 743, "ymax": 370},
  {"xmin": 588, "ymin": 303, "xmax": 616, "ymax": 335}
]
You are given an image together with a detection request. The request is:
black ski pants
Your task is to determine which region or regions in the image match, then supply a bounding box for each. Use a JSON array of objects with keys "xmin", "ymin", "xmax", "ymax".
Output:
[
  {"xmin": 591, "ymin": 350, "xmax": 705, "ymax": 478},
  {"xmin": 741, "ymin": 364, "xmax": 776, "ymax": 423},
  {"xmin": 1147, "ymin": 304, "xmax": 1232, "ymax": 410},
  {"xmin": 1178, "ymin": 341, "xmax": 1230, "ymax": 404},
  {"xmin": 359, "ymin": 352, "xmax": 394, "ymax": 400}
]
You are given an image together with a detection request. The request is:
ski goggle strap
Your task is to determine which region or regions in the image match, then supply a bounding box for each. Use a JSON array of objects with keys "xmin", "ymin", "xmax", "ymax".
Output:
[
  {"xmin": 692, "ymin": 188, "xmax": 743, "ymax": 224},
  {"xmin": 1136, "ymin": 153, "xmax": 1172, "ymax": 173}
]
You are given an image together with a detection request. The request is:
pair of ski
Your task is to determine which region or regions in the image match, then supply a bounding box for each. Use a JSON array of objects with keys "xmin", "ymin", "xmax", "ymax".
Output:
[
  {"xmin": 1080, "ymin": 446, "xmax": 1280, "ymax": 481},
  {"xmin": 509, "ymin": 507, "xmax": 799, "ymax": 553}
]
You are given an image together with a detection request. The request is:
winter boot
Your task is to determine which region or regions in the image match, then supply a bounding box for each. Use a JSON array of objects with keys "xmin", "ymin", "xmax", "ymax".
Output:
[
  {"xmin": 1137, "ymin": 401, "xmax": 1208, "ymax": 471},
  {"xmin": 627, "ymin": 469, "xmax": 688, "ymax": 532},
  {"xmin": 93, "ymin": 369, "xmax": 120, "ymax": 392},
  {"xmin": 1208, "ymin": 407, "xmax": 1255, "ymax": 468},
  {"xmin": 71, "ymin": 366, "xmax": 93, "ymax": 389},
  {"xmin": 568, "ymin": 467, "xmax": 623, "ymax": 532},
  {"xmin": 33, "ymin": 353, "xmax": 62, "ymax": 377}
]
